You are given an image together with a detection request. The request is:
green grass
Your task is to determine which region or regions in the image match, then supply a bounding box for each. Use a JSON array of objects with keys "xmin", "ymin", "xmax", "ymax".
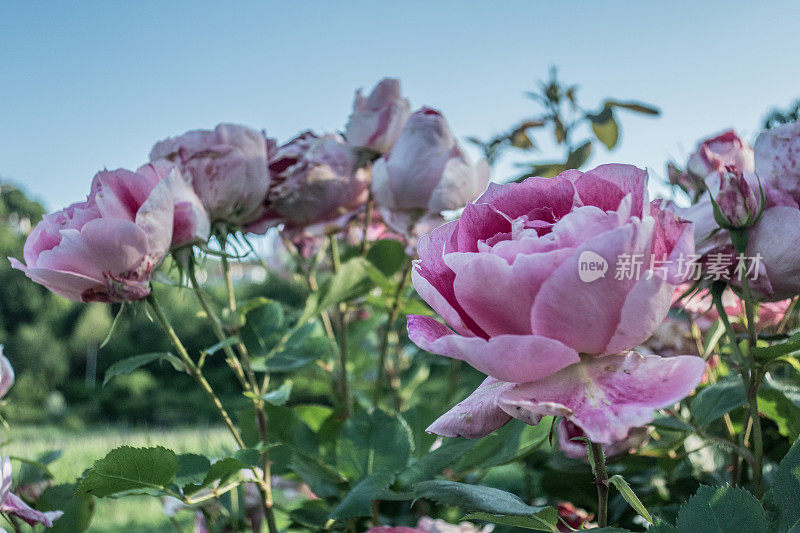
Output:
[{"xmin": 3, "ymin": 424, "xmax": 234, "ymax": 532}]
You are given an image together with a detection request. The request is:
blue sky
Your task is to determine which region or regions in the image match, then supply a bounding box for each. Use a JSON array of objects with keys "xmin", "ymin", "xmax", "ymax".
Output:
[{"xmin": 2, "ymin": 1, "xmax": 799, "ymax": 210}]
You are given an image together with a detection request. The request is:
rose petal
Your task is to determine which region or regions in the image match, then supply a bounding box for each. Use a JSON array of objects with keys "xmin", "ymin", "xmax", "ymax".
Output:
[
  {"xmin": 426, "ymin": 377, "xmax": 514, "ymax": 438},
  {"xmin": 407, "ymin": 315, "xmax": 580, "ymax": 383}
]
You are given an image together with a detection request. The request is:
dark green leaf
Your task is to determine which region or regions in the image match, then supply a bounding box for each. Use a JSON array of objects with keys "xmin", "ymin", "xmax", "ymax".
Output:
[
  {"xmin": 565, "ymin": 141, "xmax": 592, "ymax": 169},
  {"xmin": 246, "ymin": 380, "xmax": 292, "ymax": 406},
  {"xmin": 413, "ymin": 480, "xmax": 550, "ymax": 517},
  {"xmin": 77, "ymin": 446, "xmax": 179, "ymax": 497},
  {"xmin": 605, "ymin": 100, "xmax": 660, "ymax": 115},
  {"xmin": 397, "ymin": 438, "xmax": 477, "ymax": 488},
  {"xmin": 289, "ymin": 453, "xmax": 344, "ymax": 499},
  {"xmin": 103, "ymin": 352, "xmax": 184, "ymax": 386},
  {"xmin": 752, "ymin": 332, "xmax": 800, "ymax": 362},
  {"xmin": 772, "ymin": 435, "xmax": 800, "ymax": 529},
  {"xmin": 366, "ymin": 239, "xmax": 407, "ymax": 277},
  {"xmin": 331, "ymin": 471, "xmax": 394, "ymax": 519},
  {"xmin": 37, "ymin": 484, "xmax": 94, "ymax": 533},
  {"xmin": 676, "ymin": 485, "xmax": 768, "ymax": 533},
  {"xmin": 336, "ymin": 410, "xmax": 413, "ymax": 480},
  {"xmin": 759, "ymin": 386, "xmax": 800, "ymax": 440},
  {"xmin": 173, "ymin": 453, "xmax": 211, "ymax": 489},
  {"xmin": 463, "ymin": 510, "xmax": 558, "ymax": 531},
  {"xmin": 317, "ymin": 257, "xmax": 376, "ymax": 311},
  {"xmin": 691, "ymin": 379, "xmax": 747, "ymax": 426},
  {"xmin": 289, "ymin": 499, "xmax": 332, "ymax": 529},
  {"xmin": 651, "ymin": 413, "xmax": 693, "ymax": 432}
]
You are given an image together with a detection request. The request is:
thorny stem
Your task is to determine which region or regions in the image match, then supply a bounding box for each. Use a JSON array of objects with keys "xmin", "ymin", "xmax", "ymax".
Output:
[
  {"xmin": 147, "ymin": 294, "xmax": 245, "ymax": 449},
  {"xmin": 589, "ymin": 442, "xmax": 609, "ymax": 528},
  {"xmin": 739, "ymin": 264, "xmax": 764, "ymax": 499},
  {"xmin": 373, "ymin": 260, "xmax": 412, "ymax": 407}
]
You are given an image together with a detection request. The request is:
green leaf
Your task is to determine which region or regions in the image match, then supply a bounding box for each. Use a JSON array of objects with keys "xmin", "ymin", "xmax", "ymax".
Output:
[
  {"xmin": 676, "ymin": 485, "xmax": 768, "ymax": 533},
  {"xmin": 103, "ymin": 352, "xmax": 184, "ymax": 386},
  {"xmin": 366, "ymin": 239, "xmax": 407, "ymax": 277},
  {"xmin": 37, "ymin": 483, "xmax": 94, "ymax": 533},
  {"xmin": 289, "ymin": 453, "xmax": 344, "ymax": 499},
  {"xmin": 772, "ymin": 435, "xmax": 800, "ymax": 530},
  {"xmin": 691, "ymin": 379, "xmax": 747, "ymax": 426},
  {"xmin": 752, "ymin": 332, "xmax": 800, "ymax": 362},
  {"xmin": 463, "ymin": 510, "xmax": 558, "ymax": 531},
  {"xmin": 318, "ymin": 257, "xmax": 376, "ymax": 311},
  {"xmin": 173, "ymin": 453, "xmax": 211, "ymax": 489},
  {"xmin": 331, "ymin": 471, "xmax": 394, "ymax": 519},
  {"xmin": 413, "ymin": 480, "xmax": 551, "ymax": 518},
  {"xmin": 245, "ymin": 380, "xmax": 293, "ymax": 406},
  {"xmin": 758, "ymin": 386, "xmax": 800, "ymax": 440},
  {"xmin": 605, "ymin": 100, "xmax": 661, "ymax": 115},
  {"xmin": 609, "ymin": 474, "xmax": 653, "ymax": 524},
  {"xmin": 591, "ymin": 114, "xmax": 620, "ymax": 150},
  {"xmin": 289, "ymin": 499, "xmax": 332, "ymax": 529},
  {"xmin": 336, "ymin": 410, "xmax": 413, "ymax": 480},
  {"xmin": 397, "ymin": 438, "xmax": 477, "ymax": 488},
  {"xmin": 201, "ymin": 336, "xmax": 238, "ymax": 357},
  {"xmin": 566, "ymin": 141, "xmax": 592, "ymax": 169},
  {"xmin": 651, "ymin": 413, "xmax": 694, "ymax": 432},
  {"xmin": 77, "ymin": 446, "xmax": 179, "ymax": 498}
]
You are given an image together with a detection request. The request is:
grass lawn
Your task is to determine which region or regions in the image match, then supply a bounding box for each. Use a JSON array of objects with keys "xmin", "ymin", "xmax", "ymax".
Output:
[{"xmin": 3, "ymin": 424, "xmax": 234, "ymax": 532}]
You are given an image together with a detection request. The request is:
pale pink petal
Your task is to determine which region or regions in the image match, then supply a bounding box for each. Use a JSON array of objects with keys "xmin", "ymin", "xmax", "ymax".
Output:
[
  {"xmin": 532, "ymin": 218, "xmax": 656, "ymax": 354},
  {"xmin": 747, "ymin": 205, "xmax": 800, "ymax": 301},
  {"xmin": 9, "ymin": 259, "xmax": 103, "ymax": 302},
  {"xmin": 602, "ymin": 274, "xmax": 673, "ymax": 355},
  {"xmin": 1, "ymin": 492, "xmax": 59, "ymax": 527},
  {"xmin": 497, "ymin": 352, "xmax": 706, "ymax": 444},
  {"xmin": 407, "ymin": 315, "xmax": 580, "ymax": 383},
  {"xmin": 426, "ymin": 377, "xmax": 513, "ymax": 438}
]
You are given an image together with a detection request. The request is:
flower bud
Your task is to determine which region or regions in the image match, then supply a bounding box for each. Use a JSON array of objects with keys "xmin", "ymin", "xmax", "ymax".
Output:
[
  {"xmin": 712, "ymin": 167, "xmax": 762, "ymax": 228},
  {"xmin": 344, "ymin": 78, "xmax": 411, "ymax": 154}
]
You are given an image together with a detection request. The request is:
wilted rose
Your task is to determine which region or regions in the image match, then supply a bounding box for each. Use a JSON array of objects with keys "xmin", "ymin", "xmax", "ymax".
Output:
[
  {"xmin": 345, "ymin": 78, "xmax": 411, "ymax": 154},
  {"xmin": 10, "ymin": 168, "xmax": 174, "ymax": 303},
  {"xmin": 408, "ymin": 164, "xmax": 705, "ymax": 443},
  {"xmin": 687, "ymin": 130, "xmax": 754, "ymax": 178},
  {"xmin": 150, "ymin": 123, "xmax": 275, "ymax": 233},
  {"xmin": 371, "ymin": 107, "xmax": 490, "ymax": 234},
  {"xmin": 264, "ymin": 131, "xmax": 369, "ymax": 230}
]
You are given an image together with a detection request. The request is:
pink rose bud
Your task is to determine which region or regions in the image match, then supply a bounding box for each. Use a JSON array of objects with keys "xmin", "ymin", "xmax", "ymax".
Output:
[
  {"xmin": 136, "ymin": 160, "xmax": 210, "ymax": 248},
  {"xmin": 263, "ymin": 131, "xmax": 369, "ymax": 230},
  {"xmin": 687, "ymin": 130, "xmax": 754, "ymax": 179},
  {"xmin": 410, "ymin": 164, "xmax": 705, "ymax": 443},
  {"xmin": 557, "ymin": 420, "xmax": 649, "ymax": 460},
  {"xmin": 0, "ymin": 347, "xmax": 13, "ymax": 400},
  {"xmin": 713, "ymin": 167, "xmax": 761, "ymax": 228},
  {"xmin": 754, "ymin": 119, "xmax": 800, "ymax": 203},
  {"xmin": 150, "ymin": 123, "xmax": 275, "ymax": 234},
  {"xmin": 371, "ymin": 107, "xmax": 490, "ymax": 234},
  {"xmin": 344, "ymin": 78, "xmax": 411, "ymax": 154},
  {"xmin": 10, "ymin": 168, "xmax": 175, "ymax": 303}
]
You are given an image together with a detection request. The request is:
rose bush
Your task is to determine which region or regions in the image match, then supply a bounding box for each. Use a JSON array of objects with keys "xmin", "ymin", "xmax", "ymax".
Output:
[{"xmin": 407, "ymin": 164, "xmax": 705, "ymax": 444}]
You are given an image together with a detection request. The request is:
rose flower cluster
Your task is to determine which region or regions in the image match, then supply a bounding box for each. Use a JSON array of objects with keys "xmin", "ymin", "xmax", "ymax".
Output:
[{"xmin": 10, "ymin": 78, "xmax": 489, "ymax": 303}]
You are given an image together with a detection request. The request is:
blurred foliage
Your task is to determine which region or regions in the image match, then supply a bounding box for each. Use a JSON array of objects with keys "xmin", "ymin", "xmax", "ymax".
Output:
[
  {"xmin": 467, "ymin": 67, "xmax": 660, "ymax": 181},
  {"xmin": 763, "ymin": 99, "xmax": 800, "ymax": 129}
]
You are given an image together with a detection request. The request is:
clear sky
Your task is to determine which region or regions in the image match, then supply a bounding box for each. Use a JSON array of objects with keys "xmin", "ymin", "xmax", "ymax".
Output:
[{"xmin": 2, "ymin": 1, "xmax": 799, "ymax": 211}]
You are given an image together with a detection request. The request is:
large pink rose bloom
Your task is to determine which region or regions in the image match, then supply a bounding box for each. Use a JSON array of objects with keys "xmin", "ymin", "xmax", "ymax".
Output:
[
  {"xmin": 687, "ymin": 130, "xmax": 754, "ymax": 178},
  {"xmin": 263, "ymin": 131, "xmax": 370, "ymax": 230},
  {"xmin": 371, "ymin": 107, "xmax": 490, "ymax": 234},
  {"xmin": 754, "ymin": 119, "xmax": 800, "ymax": 202},
  {"xmin": 150, "ymin": 123, "xmax": 275, "ymax": 233},
  {"xmin": 345, "ymin": 78, "xmax": 411, "ymax": 154},
  {"xmin": 408, "ymin": 164, "xmax": 705, "ymax": 443},
  {"xmin": 10, "ymin": 168, "xmax": 174, "ymax": 303}
]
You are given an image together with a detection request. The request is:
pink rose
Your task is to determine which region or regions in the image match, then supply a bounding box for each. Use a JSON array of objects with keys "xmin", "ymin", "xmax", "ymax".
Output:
[
  {"xmin": 678, "ymin": 286, "xmax": 791, "ymax": 332},
  {"xmin": 408, "ymin": 164, "xmax": 705, "ymax": 443},
  {"xmin": 687, "ymin": 130, "xmax": 754, "ymax": 178},
  {"xmin": 263, "ymin": 131, "xmax": 369, "ymax": 230},
  {"xmin": 714, "ymin": 167, "xmax": 761, "ymax": 228},
  {"xmin": 754, "ymin": 119, "xmax": 800, "ymax": 203},
  {"xmin": 345, "ymin": 78, "xmax": 411, "ymax": 153},
  {"xmin": 371, "ymin": 108, "xmax": 490, "ymax": 234},
  {"xmin": 136, "ymin": 160, "xmax": 210, "ymax": 247},
  {"xmin": 0, "ymin": 456, "xmax": 62, "ymax": 527},
  {"xmin": 10, "ymin": 168, "xmax": 174, "ymax": 302},
  {"xmin": 150, "ymin": 123, "xmax": 275, "ymax": 233}
]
